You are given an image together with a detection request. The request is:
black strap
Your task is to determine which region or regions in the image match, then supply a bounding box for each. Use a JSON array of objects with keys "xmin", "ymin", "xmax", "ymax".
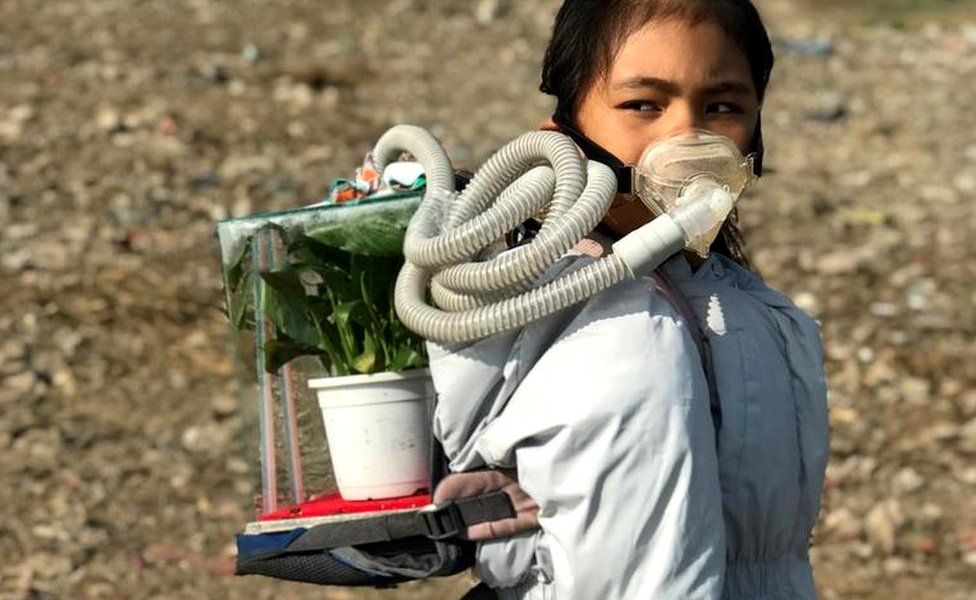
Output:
[
  {"xmin": 552, "ymin": 112, "xmax": 634, "ymax": 194},
  {"xmin": 284, "ymin": 491, "xmax": 515, "ymax": 553},
  {"xmin": 650, "ymin": 269, "xmax": 722, "ymax": 432},
  {"xmin": 460, "ymin": 582, "xmax": 500, "ymax": 599}
]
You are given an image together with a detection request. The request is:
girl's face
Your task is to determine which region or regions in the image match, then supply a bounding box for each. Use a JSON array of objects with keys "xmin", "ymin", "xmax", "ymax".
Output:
[{"xmin": 576, "ymin": 17, "xmax": 760, "ymax": 234}]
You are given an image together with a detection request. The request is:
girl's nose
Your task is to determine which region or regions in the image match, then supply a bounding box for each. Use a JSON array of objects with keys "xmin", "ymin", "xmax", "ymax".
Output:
[{"xmin": 663, "ymin": 103, "xmax": 704, "ymax": 135}]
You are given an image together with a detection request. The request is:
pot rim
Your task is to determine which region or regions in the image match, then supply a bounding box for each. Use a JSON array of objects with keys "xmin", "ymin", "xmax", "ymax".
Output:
[{"xmin": 307, "ymin": 367, "xmax": 431, "ymax": 390}]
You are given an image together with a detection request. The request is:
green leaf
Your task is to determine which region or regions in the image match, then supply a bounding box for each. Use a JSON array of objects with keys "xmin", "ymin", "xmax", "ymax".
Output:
[
  {"xmin": 289, "ymin": 234, "xmax": 351, "ymax": 272},
  {"xmin": 260, "ymin": 270, "xmax": 320, "ymax": 347},
  {"xmin": 304, "ymin": 208, "xmax": 414, "ymax": 257},
  {"xmin": 264, "ymin": 338, "xmax": 326, "ymax": 373},
  {"xmin": 332, "ymin": 300, "xmax": 359, "ymax": 325},
  {"xmin": 229, "ymin": 270, "xmax": 254, "ymax": 330},
  {"xmin": 225, "ymin": 236, "xmax": 253, "ymax": 291},
  {"xmin": 260, "ymin": 269, "xmax": 307, "ymax": 300},
  {"xmin": 389, "ymin": 346, "xmax": 424, "ymax": 372},
  {"xmin": 314, "ymin": 263, "xmax": 353, "ymax": 299},
  {"xmin": 352, "ymin": 347, "xmax": 377, "ymax": 374}
]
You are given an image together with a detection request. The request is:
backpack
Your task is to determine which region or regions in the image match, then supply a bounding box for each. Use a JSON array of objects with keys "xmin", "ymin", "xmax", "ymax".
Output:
[
  {"xmin": 230, "ymin": 272, "xmax": 721, "ymax": 597},
  {"xmin": 234, "ymin": 261, "xmax": 719, "ymax": 594}
]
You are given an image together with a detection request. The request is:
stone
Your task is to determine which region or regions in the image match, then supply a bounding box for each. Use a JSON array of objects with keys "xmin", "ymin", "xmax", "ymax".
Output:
[
  {"xmin": 474, "ymin": 0, "xmax": 501, "ymax": 25},
  {"xmin": 891, "ymin": 467, "xmax": 925, "ymax": 495},
  {"xmin": 241, "ymin": 43, "xmax": 261, "ymax": 64},
  {"xmin": 959, "ymin": 467, "xmax": 976, "ymax": 485},
  {"xmin": 865, "ymin": 500, "xmax": 903, "ymax": 555},
  {"xmin": 959, "ymin": 417, "xmax": 976, "ymax": 454},
  {"xmin": 899, "ymin": 377, "xmax": 932, "ymax": 405},
  {"xmin": 953, "ymin": 172, "xmax": 976, "ymax": 195},
  {"xmin": 219, "ymin": 154, "xmax": 274, "ymax": 180},
  {"xmin": 9, "ymin": 104, "xmax": 33, "ymax": 123},
  {"xmin": 816, "ymin": 251, "xmax": 858, "ymax": 275},
  {"xmin": 824, "ymin": 507, "xmax": 862, "ymax": 540},
  {"xmin": 965, "ymin": 143, "xmax": 976, "ymax": 163},
  {"xmin": 793, "ymin": 291, "xmax": 820, "ymax": 315},
  {"xmin": 210, "ymin": 395, "xmax": 237, "ymax": 418},
  {"xmin": 809, "ymin": 90, "xmax": 847, "ymax": 122},
  {"xmin": 0, "ymin": 118, "xmax": 22, "ymax": 142}
]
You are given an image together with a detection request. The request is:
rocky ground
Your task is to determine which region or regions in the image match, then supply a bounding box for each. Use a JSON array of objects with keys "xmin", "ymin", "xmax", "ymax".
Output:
[{"xmin": 1, "ymin": 0, "xmax": 974, "ymax": 598}]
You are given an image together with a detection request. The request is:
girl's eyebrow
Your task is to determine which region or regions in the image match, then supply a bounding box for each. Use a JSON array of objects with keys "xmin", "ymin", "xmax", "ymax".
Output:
[
  {"xmin": 701, "ymin": 80, "xmax": 754, "ymax": 96},
  {"xmin": 613, "ymin": 76, "xmax": 753, "ymax": 96},
  {"xmin": 613, "ymin": 76, "xmax": 680, "ymax": 95}
]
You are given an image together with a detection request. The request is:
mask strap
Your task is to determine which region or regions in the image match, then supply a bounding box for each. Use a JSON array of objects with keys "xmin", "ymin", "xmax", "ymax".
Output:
[
  {"xmin": 749, "ymin": 116, "xmax": 765, "ymax": 176},
  {"xmin": 552, "ymin": 112, "xmax": 634, "ymax": 194}
]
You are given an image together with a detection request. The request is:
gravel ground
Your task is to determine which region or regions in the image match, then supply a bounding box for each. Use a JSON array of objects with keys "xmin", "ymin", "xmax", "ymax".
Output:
[{"xmin": 1, "ymin": 0, "xmax": 974, "ymax": 598}]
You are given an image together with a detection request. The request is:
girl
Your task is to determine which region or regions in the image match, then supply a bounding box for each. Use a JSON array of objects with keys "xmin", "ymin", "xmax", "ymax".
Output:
[{"xmin": 432, "ymin": 1, "xmax": 829, "ymax": 598}]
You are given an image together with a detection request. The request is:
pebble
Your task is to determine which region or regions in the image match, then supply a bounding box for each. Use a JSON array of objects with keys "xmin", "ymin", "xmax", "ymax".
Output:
[
  {"xmin": 95, "ymin": 106, "xmax": 126, "ymax": 132},
  {"xmin": 242, "ymin": 43, "xmax": 261, "ymax": 64},
  {"xmin": 959, "ymin": 417, "xmax": 976, "ymax": 454},
  {"xmin": 965, "ymin": 143, "xmax": 976, "ymax": 163},
  {"xmin": 882, "ymin": 556, "xmax": 907, "ymax": 575},
  {"xmin": 793, "ymin": 291, "xmax": 820, "ymax": 315},
  {"xmin": 0, "ymin": 118, "xmax": 22, "ymax": 141},
  {"xmin": 219, "ymin": 154, "xmax": 274, "ymax": 180},
  {"xmin": 953, "ymin": 172, "xmax": 976, "ymax": 195},
  {"xmin": 211, "ymin": 395, "xmax": 237, "ymax": 418},
  {"xmin": 960, "ymin": 467, "xmax": 976, "ymax": 485},
  {"xmin": 809, "ymin": 90, "xmax": 847, "ymax": 122},
  {"xmin": 865, "ymin": 500, "xmax": 903, "ymax": 555},
  {"xmin": 869, "ymin": 302, "xmax": 898, "ymax": 317},
  {"xmin": 226, "ymin": 456, "xmax": 249, "ymax": 474},
  {"xmin": 776, "ymin": 37, "xmax": 834, "ymax": 57},
  {"xmin": 892, "ymin": 467, "xmax": 925, "ymax": 495},
  {"xmin": 201, "ymin": 63, "xmax": 228, "ymax": 84},
  {"xmin": 9, "ymin": 104, "xmax": 34, "ymax": 123},
  {"xmin": 3, "ymin": 370, "xmax": 37, "ymax": 394},
  {"xmin": 816, "ymin": 250, "xmax": 857, "ymax": 275},
  {"xmin": 925, "ymin": 422, "xmax": 960, "ymax": 442},
  {"xmin": 919, "ymin": 503, "xmax": 944, "ymax": 524},
  {"xmin": 824, "ymin": 507, "xmax": 862, "ymax": 540},
  {"xmin": 181, "ymin": 423, "xmax": 233, "ymax": 456},
  {"xmin": 856, "ymin": 346, "xmax": 874, "ymax": 364},
  {"xmin": 896, "ymin": 377, "xmax": 930, "ymax": 406},
  {"xmin": 474, "ymin": 0, "xmax": 502, "ymax": 25}
]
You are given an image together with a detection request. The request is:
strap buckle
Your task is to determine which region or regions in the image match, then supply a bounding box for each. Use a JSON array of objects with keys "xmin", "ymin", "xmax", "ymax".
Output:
[{"xmin": 417, "ymin": 502, "xmax": 465, "ymax": 541}]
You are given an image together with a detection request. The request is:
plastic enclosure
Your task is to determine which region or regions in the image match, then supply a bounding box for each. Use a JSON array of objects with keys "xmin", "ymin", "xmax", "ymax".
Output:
[{"xmin": 215, "ymin": 191, "xmax": 423, "ymax": 520}]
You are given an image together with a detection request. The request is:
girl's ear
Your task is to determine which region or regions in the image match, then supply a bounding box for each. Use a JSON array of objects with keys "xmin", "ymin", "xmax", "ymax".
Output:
[{"xmin": 538, "ymin": 116, "xmax": 560, "ymax": 131}]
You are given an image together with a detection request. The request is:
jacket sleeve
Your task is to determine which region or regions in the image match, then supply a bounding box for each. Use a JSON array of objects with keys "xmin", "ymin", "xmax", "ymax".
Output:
[{"xmin": 474, "ymin": 279, "xmax": 726, "ymax": 599}]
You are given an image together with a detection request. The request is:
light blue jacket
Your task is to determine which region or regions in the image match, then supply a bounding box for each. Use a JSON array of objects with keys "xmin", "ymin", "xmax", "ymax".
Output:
[{"xmin": 429, "ymin": 251, "xmax": 829, "ymax": 599}]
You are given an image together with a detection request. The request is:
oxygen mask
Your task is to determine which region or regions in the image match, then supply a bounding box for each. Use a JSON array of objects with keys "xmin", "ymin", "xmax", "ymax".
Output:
[{"xmin": 632, "ymin": 129, "xmax": 756, "ymax": 256}]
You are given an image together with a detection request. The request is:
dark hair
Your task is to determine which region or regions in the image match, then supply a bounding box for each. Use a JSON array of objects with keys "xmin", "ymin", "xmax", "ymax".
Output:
[{"xmin": 540, "ymin": 0, "xmax": 775, "ymax": 267}]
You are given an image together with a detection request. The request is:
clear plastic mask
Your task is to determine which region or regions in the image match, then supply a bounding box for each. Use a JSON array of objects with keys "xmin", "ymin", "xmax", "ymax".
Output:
[{"xmin": 634, "ymin": 129, "xmax": 756, "ymax": 217}]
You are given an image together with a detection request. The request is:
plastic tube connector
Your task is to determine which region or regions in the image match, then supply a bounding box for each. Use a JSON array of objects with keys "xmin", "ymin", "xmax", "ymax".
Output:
[
  {"xmin": 669, "ymin": 178, "xmax": 735, "ymax": 257},
  {"xmin": 610, "ymin": 216, "xmax": 685, "ymax": 278}
]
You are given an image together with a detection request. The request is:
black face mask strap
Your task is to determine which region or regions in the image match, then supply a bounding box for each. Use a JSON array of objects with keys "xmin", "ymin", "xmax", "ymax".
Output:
[
  {"xmin": 750, "ymin": 116, "xmax": 765, "ymax": 177},
  {"xmin": 552, "ymin": 112, "xmax": 634, "ymax": 194}
]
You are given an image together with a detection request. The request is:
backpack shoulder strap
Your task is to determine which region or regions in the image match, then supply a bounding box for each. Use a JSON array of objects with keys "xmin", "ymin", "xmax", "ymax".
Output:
[{"xmin": 650, "ymin": 269, "xmax": 722, "ymax": 432}]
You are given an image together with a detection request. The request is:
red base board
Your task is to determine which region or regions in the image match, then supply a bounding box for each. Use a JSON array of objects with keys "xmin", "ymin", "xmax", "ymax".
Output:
[{"xmin": 259, "ymin": 491, "xmax": 431, "ymax": 521}]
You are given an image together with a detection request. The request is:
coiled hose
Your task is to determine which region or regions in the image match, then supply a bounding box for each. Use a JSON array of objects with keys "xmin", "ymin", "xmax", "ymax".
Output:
[{"xmin": 378, "ymin": 125, "xmax": 715, "ymax": 344}]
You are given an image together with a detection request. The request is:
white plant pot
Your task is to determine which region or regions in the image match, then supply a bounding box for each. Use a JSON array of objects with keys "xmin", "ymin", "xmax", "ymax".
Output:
[{"xmin": 308, "ymin": 369, "xmax": 433, "ymax": 501}]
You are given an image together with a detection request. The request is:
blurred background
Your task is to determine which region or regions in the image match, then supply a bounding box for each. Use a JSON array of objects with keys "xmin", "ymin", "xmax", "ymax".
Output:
[{"xmin": 1, "ymin": 0, "xmax": 974, "ymax": 598}]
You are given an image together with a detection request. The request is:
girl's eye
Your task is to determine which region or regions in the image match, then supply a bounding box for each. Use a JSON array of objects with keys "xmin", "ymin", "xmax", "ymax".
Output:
[
  {"xmin": 620, "ymin": 100, "xmax": 663, "ymax": 114},
  {"xmin": 707, "ymin": 102, "xmax": 742, "ymax": 115}
]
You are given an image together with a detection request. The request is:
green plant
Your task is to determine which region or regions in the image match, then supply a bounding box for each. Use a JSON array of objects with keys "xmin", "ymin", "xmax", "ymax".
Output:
[{"xmin": 225, "ymin": 227, "xmax": 427, "ymax": 376}]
